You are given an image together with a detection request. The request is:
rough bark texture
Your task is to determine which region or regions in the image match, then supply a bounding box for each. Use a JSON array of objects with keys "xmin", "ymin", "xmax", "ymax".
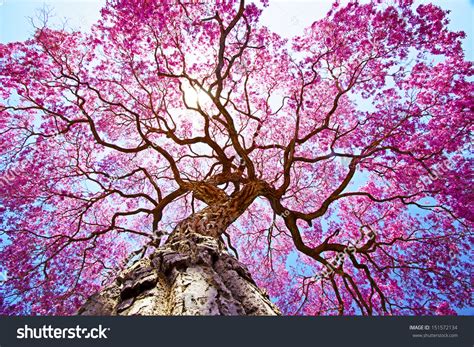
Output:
[
  {"xmin": 79, "ymin": 181, "xmax": 280, "ymax": 316},
  {"xmin": 78, "ymin": 233, "xmax": 280, "ymax": 316}
]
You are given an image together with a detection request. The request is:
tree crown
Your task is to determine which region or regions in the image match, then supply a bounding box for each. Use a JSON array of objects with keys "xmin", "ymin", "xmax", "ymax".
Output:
[{"xmin": 0, "ymin": 0, "xmax": 472, "ymax": 315}]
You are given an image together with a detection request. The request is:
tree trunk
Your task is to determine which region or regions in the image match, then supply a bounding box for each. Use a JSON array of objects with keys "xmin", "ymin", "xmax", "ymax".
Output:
[
  {"xmin": 78, "ymin": 232, "xmax": 280, "ymax": 316},
  {"xmin": 78, "ymin": 181, "xmax": 280, "ymax": 315}
]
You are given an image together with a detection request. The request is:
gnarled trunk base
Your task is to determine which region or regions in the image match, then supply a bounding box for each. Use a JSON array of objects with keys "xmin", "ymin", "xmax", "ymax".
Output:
[{"xmin": 78, "ymin": 234, "xmax": 280, "ymax": 316}]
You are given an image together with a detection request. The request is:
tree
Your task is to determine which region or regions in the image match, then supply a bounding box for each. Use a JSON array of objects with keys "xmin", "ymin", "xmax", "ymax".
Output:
[{"xmin": 0, "ymin": 0, "xmax": 472, "ymax": 316}]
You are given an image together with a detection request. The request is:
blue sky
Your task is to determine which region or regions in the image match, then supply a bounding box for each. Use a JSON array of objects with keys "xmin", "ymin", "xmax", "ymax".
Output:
[{"xmin": 1, "ymin": 0, "xmax": 473, "ymax": 61}]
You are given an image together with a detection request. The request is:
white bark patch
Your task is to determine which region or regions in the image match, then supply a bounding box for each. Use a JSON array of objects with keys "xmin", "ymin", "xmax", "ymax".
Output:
[{"xmin": 78, "ymin": 234, "xmax": 280, "ymax": 316}]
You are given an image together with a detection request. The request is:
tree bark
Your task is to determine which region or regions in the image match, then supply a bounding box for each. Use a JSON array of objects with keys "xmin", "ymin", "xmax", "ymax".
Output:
[
  {"xmin": 78, "ymin": 181, "xmax": 280, "ymax": 315},
  {"xmin": 78, "ymin": 233, "xmax": 280, "ymax": 316}
]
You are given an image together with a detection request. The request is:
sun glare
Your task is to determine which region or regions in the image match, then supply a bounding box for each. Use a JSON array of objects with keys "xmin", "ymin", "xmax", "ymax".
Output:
[{"xmin": 182, "ymin": 83, "xmax": 210, "ymax": 108}]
